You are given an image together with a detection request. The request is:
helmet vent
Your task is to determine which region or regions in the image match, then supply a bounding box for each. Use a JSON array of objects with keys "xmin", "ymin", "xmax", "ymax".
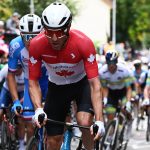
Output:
[
  {"xmin": 28, "ymin": 21, "xmax": 33, "ymax": 32},
  {"xmin": 53, "ymin": 2, "xmax": 62, "ymax": 5},
  {"xmin": 38, "ymin": 25, "xmax": 41, "ymax": 29},
  {"xmin": 59, "ymin": 17, "xmax": 67, "ymax": 25},
  {"xmin": 20, "ymin": 26, "xmax": 24, "ymax": 30},
  {"xmin": 43, "ymin": 16, "xmax": 49, "ymax": 25}
]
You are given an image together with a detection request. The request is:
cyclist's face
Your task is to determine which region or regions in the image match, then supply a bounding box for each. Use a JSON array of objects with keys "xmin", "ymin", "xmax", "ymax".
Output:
[
  {"xmin": 21, "ymin": 33, "xmax": 38, "ymax": 49},
  {"xmin": 44, "ymin": 28, "xmax": 69, "ymax": 50},
  {"xmin": 108, "ymin": 63, "xmax": 117, "ymax": 74}
]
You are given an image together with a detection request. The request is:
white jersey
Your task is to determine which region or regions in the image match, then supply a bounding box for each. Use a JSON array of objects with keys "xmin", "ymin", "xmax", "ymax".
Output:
[
  {"xmin": 99, "ymin": 63, "xmax": 131, "ymax": 90},
  {"xmin": 0, "ymin": 64, "xmax": 24, "ymax": 91}
]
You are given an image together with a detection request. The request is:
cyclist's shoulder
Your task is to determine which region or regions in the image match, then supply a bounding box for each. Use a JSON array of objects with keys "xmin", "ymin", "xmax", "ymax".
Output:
[
  {"xmin": 99, "ymin": 64, "xmax": 108, "ymax": 74},
  {"xmin": 30, "ymin": 32, "xmax": 47, "ymax": 50},
  {"xmin": 9, "ymin": 36, "xmax": 24, "ymax": 51},
  {"xmin": 117, "ymin": 63, "xmax": 130, "ymax": 74},
  {"xmin": 31, "ymin": 32, "xmax": 45, "ymax": 44}
]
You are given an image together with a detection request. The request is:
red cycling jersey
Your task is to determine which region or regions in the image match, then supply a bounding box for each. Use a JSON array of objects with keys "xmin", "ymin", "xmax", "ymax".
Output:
[{"xmin": 29, "ymin": 29, "xmax": 98, "ymax": 85}]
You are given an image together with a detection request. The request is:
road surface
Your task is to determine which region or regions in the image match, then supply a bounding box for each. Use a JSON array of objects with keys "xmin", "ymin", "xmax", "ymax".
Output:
[{"xmin": 71, "ymin": 117, "xmax": 150, "ymax": 150}]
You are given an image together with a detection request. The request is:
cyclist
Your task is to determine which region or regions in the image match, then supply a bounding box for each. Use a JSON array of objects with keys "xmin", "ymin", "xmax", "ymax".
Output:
[
  {"xmin": 99, "ymin": 50, "xmax": 132, "ymax": 122},
  {"xmin": 133, "ymin": 59, "xmax": 145, "ymax": 99},
  {"xmin": 0, "ymin": 63, "xmax": 24, "ymax": 112},
  {"xmin": 7, "ymin": 14, "xmax": 48, "ymax": 149},
  {"xmin": 28, "ymin": 2, "xmax": 105, "ymax": 150},
  {"xmin": 141, "ymin": 63, "xmax": 150, "ymax": 116},
  {"xmin": 132, "ymin": 59, "xmax": 146, "ymax": 122},
  {"xmin": 139, "ymin": 63, "xmax": 150, "ymax": 91},
  {"xmin": 0, "ymin": 63, "xmax": 24, "ymax": 149}
]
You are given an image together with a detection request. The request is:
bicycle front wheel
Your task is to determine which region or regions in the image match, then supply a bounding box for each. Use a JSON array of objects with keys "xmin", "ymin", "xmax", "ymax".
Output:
[
  {"xmin": 146, "ymin": 115, "xmax": 150, "ymax": 141},
  {"xmin": 1, "ymin": 121, "xmax": 8, "ymax": 149},
  {"xmin": 100, "ymin": 120, "xmax": 118, "ymax": 150}
]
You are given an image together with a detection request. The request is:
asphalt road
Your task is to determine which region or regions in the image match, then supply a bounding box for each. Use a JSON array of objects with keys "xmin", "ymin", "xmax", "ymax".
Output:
[
  {"xmin": 71, "ymin": 117, "xmax": 150, "ymax": 150},
  {"xmin": 127, "ymin": 117, "xmax": 150, "ymax": 150}
]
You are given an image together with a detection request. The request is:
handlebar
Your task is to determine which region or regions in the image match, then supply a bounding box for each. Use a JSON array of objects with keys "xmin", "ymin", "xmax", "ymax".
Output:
[
  {"xmin": 38, "ymin": 113, "xmax": 45, "ymax": 124},
  {"xmin": 46, "ymin": 118, "xmax": 90, "ymax": 130},
  {"xmin": 93, "ymin": 124, "xmax": 99, "ymax": 149},
  {"xmin": 16, "ymin": 106, "xmax": 21, "ymax": 114}
]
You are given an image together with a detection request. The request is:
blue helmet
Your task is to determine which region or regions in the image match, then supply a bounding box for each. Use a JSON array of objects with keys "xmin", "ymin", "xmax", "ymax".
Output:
[{"xmin": 105, "ymin": 50, "xmax": 119, "ymax": 64}]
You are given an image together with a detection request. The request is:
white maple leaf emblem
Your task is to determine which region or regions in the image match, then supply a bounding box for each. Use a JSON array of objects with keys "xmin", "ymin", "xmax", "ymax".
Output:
[
  {"xmin": 30, "ymin": 56, "xmax": 37, "ymax": 65},
  {"xmin": 87, "ymin": 54, "xmax": 95, "ymax": 63}
]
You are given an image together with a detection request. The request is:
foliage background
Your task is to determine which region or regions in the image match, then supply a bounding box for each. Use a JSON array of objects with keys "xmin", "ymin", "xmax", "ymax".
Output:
[
  {"xmin": 0, "ymin": 0, "xmax": 150, "ymax": 48},
  {"xmin": 0, "ymin": 0, "xmax": 78, "ymax": 19},
  {"xmin": 116, "ymin": 0, "xmax": 150, "ymax": 49}
]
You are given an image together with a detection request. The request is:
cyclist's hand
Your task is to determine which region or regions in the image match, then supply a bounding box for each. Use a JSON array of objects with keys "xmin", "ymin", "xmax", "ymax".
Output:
[
  {"xmin": 90, "ymin": 121, "xmax": 105, "ymax": 140},
  {"xmin": 103, "ymin": 97, "xmax": 108, "ymax": 107},
  {"xmin": 125, "ymin": 101, "xmax": 132, "ymax": 113},
  {"xmin": 142, "ymin": 99, "xmax": 150, "ymax": 106},
  {"xmin": 11, "ymin": 99, "xmax": 23, "ymax": 115},
  {"xmin": 32, "ymin": 108, "xmax": 47, "ymax": 128}
]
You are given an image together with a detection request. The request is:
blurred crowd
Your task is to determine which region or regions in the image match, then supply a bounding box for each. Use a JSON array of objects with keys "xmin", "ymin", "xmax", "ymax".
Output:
[{"xmin": 0, "ymin": 12, "xmax": 20, "ymax": 67}]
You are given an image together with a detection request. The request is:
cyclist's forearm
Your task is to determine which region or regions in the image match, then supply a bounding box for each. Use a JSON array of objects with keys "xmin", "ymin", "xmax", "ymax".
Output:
[
  {"xmin": 7, "ymin": 72, "xmax": 19, "ymax": 101},
  {"xmin": 126, "ymin": 86, "xmax": 132, "ymax": 101},
  {"xmin": 144, "ymin": 85, "xmax": 149, "ymax": 99},
  {"xmin": 89, "ymin": 78, "xmax": 103, "ymax": 122},
  {"xmin": 29, "ymin": 79, "xmax": 42, "ymax": 109}
]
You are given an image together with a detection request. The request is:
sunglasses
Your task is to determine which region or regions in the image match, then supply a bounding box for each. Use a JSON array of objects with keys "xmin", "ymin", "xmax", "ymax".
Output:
[
  {"xmin": 106, "ymin": 60, "xmax": 117, "ymax": 65},
  {"xmin": 22, "ymin": 34, "xmax": 37, "ymax": 42},
  {"xmin": 44, "ymin": 28, "xmax": 67, "ymax": 39}
]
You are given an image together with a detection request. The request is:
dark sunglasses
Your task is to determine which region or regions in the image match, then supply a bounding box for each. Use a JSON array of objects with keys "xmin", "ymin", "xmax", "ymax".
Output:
[
  {"xmin": 106, "ymin": 60, "xmax": 117, "ymax": 65},
  {"xmin": 22, "ymin": 34, "xmax": 37, "ymax": 42}
]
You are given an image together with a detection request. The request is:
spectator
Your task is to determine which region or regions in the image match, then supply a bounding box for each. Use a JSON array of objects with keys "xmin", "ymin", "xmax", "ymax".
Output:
[
  {"xmin": 6, "ymin": 12, "xmax": 20, "ymax": 35},
  {"xmin": 0, "ymin": 21, "xmax": 5, "ymax": 40}
]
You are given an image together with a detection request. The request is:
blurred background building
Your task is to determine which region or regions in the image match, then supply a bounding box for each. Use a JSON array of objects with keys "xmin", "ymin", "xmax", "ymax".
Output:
[{"xmin": 72, "ymin": 0, "xmax": 112, "ymax": 44}]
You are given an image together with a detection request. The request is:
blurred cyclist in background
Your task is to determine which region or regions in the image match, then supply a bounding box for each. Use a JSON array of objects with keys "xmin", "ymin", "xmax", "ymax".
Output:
[
  {"xmin": 0, "ymin": 62, "xmax": 24, "ymax": 122},
  {"xmin": 99, "ymin": 50, "xmax": 132, "ymax": 122},
  {"xmin": 6, "ymin": 12, "xmax": 20, "ymax": 35}
]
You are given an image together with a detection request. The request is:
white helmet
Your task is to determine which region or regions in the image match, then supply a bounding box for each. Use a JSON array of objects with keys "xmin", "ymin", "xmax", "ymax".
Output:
[
  {"xmin": 133, "ymin": 59, "xmax": 141, "ymax": 66},
  {"xmin": 19, "ymin": 14, "xmax": 42, "ymax": 33},
  {"xmin": 42, "ymin": 2, "xmax": 72, "ymax": 29}
]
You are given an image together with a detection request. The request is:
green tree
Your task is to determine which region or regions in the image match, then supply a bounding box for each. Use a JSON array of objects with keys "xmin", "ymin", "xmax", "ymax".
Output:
[
  {"xmin": 116, "ymin": 0, "xmax": 150, "ymax": 49},
  {"xmin": 0, "ymin": 0, "xmax": 78, "ymax": 21},
  {"xmin": 0, "ymin": 0, "xmax": 12, "ymax": 20}
]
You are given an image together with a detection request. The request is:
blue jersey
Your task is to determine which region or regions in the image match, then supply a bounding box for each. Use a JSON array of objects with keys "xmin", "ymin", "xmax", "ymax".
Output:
[
  {"xmin": 133, "ymin": 69, "xmax": 145, "ymax": 82},
  {"xmin": 8, "ymin": 36, "xmax": 48, "ymax": 119},
  {"xmin": 8, "ymin": 36, "xmax": 28, "ymax": 78}
]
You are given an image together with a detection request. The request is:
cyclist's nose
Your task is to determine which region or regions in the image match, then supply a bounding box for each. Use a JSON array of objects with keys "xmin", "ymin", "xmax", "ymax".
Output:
[{"xmin": 51, "ymin": 34, "xmax": 58, "ymax": 41}]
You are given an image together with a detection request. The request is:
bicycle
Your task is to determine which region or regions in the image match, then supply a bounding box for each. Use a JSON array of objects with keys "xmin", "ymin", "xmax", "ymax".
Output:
[
  {"xmin": 131, "ymin": 95, "xmax": 145, "ymax": 131},
  {"xmin": 0, "ymin": 106, "xmax": 21, "ymax": 150},
  {"xmin": 26, "ymin": 114, "xmax": 100, "ymax": 150},
  {"xmin": 100, "ymin": 101, "xmax": 132, "ymax": 150},
  {"xmin": 145, "ymin": 104, "xmax": 150, "ymax": 141}
]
